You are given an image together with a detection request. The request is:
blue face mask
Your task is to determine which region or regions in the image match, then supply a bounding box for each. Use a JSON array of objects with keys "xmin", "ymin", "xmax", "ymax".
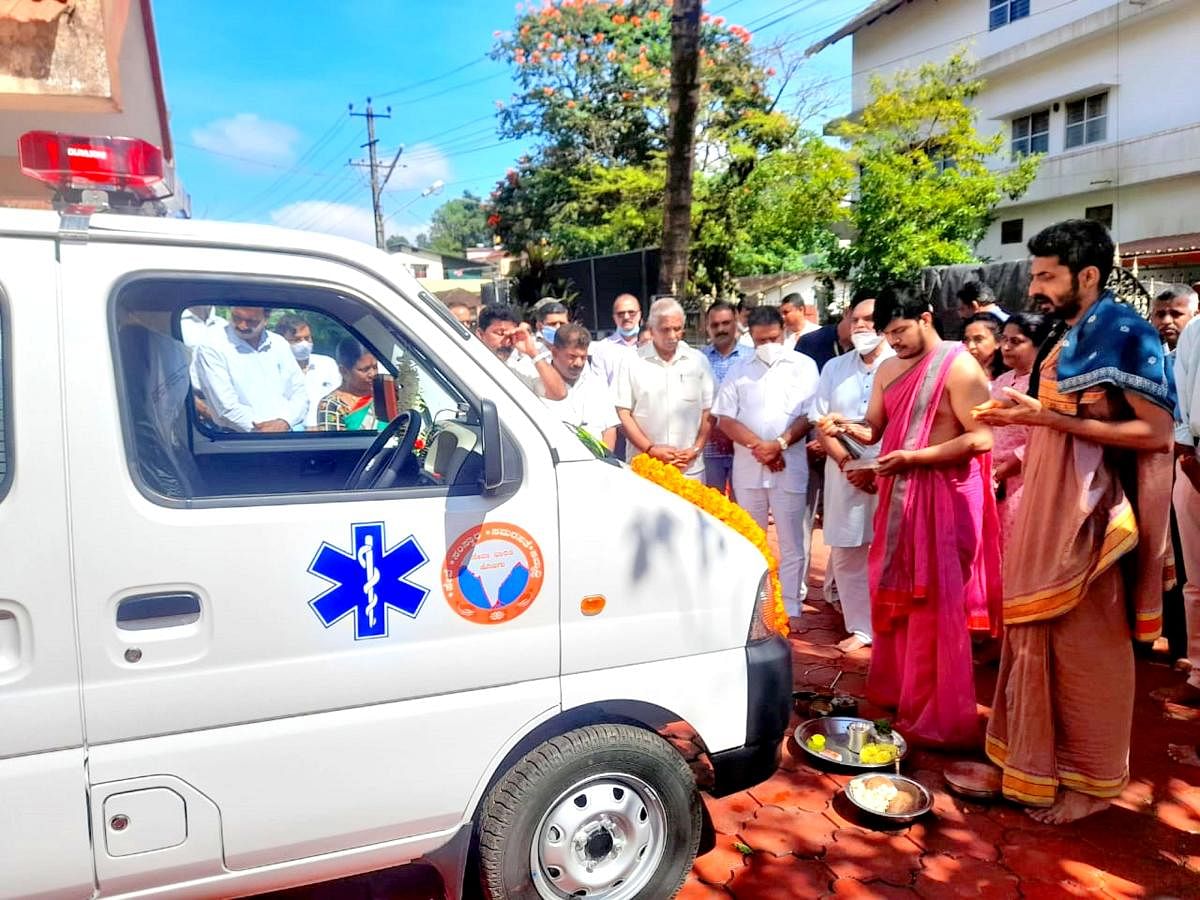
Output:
[
  {"xmin": 617, "ymin": 322, "xmax": 640, "ymax": 339},
  {"xmin": 541, "ymin": 325, "xmax": 558, "ymax": 345}
]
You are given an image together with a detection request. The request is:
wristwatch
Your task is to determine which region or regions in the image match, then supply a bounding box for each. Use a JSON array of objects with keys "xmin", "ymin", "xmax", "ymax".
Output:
[
  {"xmin": 776, "ymin": 436, "xmax": 789, "ymax": 452},
  {"xmin": 533, "ymin": 349, "xmax": 552, "ymax": 364}
]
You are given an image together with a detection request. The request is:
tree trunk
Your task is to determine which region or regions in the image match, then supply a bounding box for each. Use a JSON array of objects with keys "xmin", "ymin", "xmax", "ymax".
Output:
[{"xmin": 658, "ymin": 0, "xmax": 702, "ymax": 298}]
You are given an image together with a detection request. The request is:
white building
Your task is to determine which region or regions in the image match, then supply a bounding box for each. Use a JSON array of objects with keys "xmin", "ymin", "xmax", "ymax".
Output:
[{"xmin": 809, "ymin": 0, "xmax": 1200, "ymax": 283}]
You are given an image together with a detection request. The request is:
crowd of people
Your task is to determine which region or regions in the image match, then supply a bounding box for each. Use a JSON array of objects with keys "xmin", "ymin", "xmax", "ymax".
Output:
[{"xmin": 467, "ymin": 217, "xmax": 1200, "ymax": 828}]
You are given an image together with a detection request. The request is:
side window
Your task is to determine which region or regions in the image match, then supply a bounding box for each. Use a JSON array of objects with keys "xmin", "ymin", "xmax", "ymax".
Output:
[
  {"xmin": 113, "ymin": 278, "xmax": 483, "ymax": 504},
  {"xmin": 0, "ymin": 298, "xmax": 8, "ymax": 495}
]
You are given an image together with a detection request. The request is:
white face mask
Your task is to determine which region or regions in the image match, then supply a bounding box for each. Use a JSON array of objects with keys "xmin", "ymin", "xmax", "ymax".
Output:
[
  {"xmin": 291, "ymin": 340, "xmax": 314, "ymax": 363},
  {"xmin": 851, "ymin": 332, "xmax": 884, "ymax": 356},
  {"xmin": 755, "ymin": 342, "xmax": 786, "ymax": 366}
]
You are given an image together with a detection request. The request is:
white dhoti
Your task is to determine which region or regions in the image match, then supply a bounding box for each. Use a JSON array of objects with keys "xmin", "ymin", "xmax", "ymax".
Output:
[{"xmin": 829, "ymin": 544, "xmax": 872, "ymax": 643}]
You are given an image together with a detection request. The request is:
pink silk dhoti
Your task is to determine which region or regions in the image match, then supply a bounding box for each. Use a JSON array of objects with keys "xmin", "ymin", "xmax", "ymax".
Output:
[{"xmin": 867, "ymin": 342, "xmax": 1002, "ymax": 749}]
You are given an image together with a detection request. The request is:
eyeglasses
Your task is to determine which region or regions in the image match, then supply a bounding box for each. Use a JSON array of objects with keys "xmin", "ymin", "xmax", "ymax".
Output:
[{"xmin": 614, "ymin": 310, "xmax": 640, "ymax": 319}]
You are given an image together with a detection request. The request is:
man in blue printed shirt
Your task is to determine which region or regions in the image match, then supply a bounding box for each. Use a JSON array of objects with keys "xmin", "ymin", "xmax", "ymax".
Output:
[{"xmin": 700, "ymin": 300, "xmax": 752, "ymax": 494}]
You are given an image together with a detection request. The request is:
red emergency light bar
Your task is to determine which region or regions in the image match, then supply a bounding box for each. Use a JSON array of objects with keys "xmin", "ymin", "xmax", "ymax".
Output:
[{"xmin": 17, "ymin": 131, "xmax": 171, "ymax": 201}]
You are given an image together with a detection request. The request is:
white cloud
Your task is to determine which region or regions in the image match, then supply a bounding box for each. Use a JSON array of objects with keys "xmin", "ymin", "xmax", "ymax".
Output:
[
  {"xmin": 380, "ymin": 142, "xmax": 452, "ymax": 193},
  {"xmin": 192, "ymin": 114, "xmax": 301, "ymax": 166},
  {"xmin": 269, "ymin": 201, "xmax": 376, "ymax": 244}
]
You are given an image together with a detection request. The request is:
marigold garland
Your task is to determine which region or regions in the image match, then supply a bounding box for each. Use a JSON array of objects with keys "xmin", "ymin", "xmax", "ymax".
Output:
[{"xmin": 630, "ymin": 453, "xmax": 789, "ymax": 638}]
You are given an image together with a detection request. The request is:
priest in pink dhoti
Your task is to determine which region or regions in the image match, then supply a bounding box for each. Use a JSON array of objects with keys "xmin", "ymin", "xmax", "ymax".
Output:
[{"xmin": 819, "ymin": 289, "xmax": 1001, "ymax": 749}]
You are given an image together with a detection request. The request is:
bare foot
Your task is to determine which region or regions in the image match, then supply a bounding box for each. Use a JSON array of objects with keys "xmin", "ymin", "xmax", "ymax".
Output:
[
  {"xmin": 1150, "ymin": 681, "xmax": 1200, "ymax": 706},
  {"xmin": 1027, "ymin": 790, "xmax": 1110, "ymax": 824},
  {"xmin": 1168, "ymin": 744, "xmax": 1200, "ymax": 767},
  {"xmin": 837, "ymin": 635, "xmax": 869, "ymax": 653}
]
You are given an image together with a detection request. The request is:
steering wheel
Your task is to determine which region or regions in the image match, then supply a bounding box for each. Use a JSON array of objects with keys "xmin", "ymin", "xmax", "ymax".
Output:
[{"xmin": 344, "ymin": 410, "xmax": 419, "ymax": 490}]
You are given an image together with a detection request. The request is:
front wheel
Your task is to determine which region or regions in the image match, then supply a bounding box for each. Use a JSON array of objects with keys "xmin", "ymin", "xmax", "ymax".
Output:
[{"xmin": 477, "ymin": 724, "xmax": 702, "ymax": 900}]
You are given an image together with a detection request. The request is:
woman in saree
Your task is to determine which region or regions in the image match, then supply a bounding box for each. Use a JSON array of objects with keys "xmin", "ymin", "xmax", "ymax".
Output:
[
  {"xmin": 990, "ymin": 312, "xmax": 1050, "ymax": 550},
  {"xmin": 316, "ymin": 337, "xmax": 385, "ymax": 431}
]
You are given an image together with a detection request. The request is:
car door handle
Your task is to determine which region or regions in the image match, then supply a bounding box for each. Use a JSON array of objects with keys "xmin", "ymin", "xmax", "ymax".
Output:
[{"xmin": 116, "ymin": 592, "xmax": 202, "ymax": 630}]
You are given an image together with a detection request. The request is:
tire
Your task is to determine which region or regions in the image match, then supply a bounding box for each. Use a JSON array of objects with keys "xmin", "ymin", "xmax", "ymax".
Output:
[{"xmin": 477, "ymin": 724, "xmax": 702, "ymax": 900}]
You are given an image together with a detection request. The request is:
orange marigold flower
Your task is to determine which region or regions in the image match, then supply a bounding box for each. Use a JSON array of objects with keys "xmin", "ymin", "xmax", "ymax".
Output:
[
  {"xmin": 543, "ymin": 86, "xmax": 555, "ymax": 96},
  {"xmin": 630, "ymin": 14, "xmax": 641, "ymax": 25},
  {"xmin": 612, "ymin": 14, "xmax": 626, "ymax": 25},
  {"xmin": 551, "ymin": 51, "xmax": 563, "ymax": 61},
  {"xmin": 607, "ymin": 49, "xmax": 619, "ymax": 61},
  {"xmin": 567, "ymin": 99, "xmax": 577, "ymax": 108}
]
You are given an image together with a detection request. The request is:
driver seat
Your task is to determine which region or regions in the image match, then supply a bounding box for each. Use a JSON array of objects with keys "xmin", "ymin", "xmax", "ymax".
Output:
[{"xmin": 117, "ymin": 324, "xmax": 205, "ymax": 500}]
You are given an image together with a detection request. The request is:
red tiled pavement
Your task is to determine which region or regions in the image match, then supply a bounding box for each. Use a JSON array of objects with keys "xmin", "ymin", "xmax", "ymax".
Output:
[{"xmin": 266, "ymin": 531, "xmax": 1200, "ymax": 899}]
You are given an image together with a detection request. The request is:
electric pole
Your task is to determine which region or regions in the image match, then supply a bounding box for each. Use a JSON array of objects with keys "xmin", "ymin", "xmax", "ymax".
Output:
[{"xmin": 349, "ymin": 99, "xmax": 404, "ymax": 250}]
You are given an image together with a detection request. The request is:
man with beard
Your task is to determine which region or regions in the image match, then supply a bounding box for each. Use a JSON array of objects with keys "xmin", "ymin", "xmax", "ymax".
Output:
[
  {"xmin": 476, "ymin": 304, "xmax": 567, "ymax": 400},
  {"xmin": 819, "ymin": 289, "xmax": 1000, "ymax": 748},
  {"xmin": 976, "ymin": 219, "xmax": 1174, "ymax": 823},
  {"xmin": 543, "ymin": 323, "xmax": 618, "ymax": 450}
]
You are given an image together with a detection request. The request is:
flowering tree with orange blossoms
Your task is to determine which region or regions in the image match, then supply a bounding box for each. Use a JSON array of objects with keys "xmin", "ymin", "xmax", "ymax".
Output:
[{"xmin": 486, "ymin": 0, "xmax": 806, "ymax": 290}]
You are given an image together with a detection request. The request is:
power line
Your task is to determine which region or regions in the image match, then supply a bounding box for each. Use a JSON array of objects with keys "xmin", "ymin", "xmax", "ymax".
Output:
[{"xmin": 375, "ymin": 55, "xmax": 490, "ymax": 100}]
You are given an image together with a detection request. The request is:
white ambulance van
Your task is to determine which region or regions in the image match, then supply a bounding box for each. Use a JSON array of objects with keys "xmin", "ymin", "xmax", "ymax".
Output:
[{"xmin": 0, "ymin": 133, "xmax": 791, "ymax": 900}]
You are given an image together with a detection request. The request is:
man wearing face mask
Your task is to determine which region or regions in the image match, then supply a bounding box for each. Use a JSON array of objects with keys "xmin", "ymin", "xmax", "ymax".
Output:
[
  {"xmin": 274, "ymin": 314, "xmax": 340, "ymax": 429},
  {"xmin": 589, "ymin": 293, "xmax": 644, "ymax": 387},
  {"xmin": 812, "ymin": 297, "xmax": 894, "ymax": 651},
  {"xmin": 533, "ymin": 299, "xmax": 570, "ymax": 351},
  {"xmin": 713, "ymin": 306, "xmax": 820, "ymax": 621}
]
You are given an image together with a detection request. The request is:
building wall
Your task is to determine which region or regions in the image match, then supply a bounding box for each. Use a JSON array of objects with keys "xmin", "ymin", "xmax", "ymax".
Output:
[
  {"xmin": 846, "ymin": 0, "xmax": 1199, "ymax": 251},
  {"xmin": 978, "ymin": 175, "xmax": 1200, "ymax": 261}
]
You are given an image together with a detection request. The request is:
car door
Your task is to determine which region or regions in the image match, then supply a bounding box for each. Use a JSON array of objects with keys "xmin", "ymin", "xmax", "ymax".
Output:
[
  {"xmin": 0, "ymin": 238, "xmax": 93, "ymax": 900},
  {"xmin": 58, "ymin": 236, "xmax": 560, "ymax": 891}
]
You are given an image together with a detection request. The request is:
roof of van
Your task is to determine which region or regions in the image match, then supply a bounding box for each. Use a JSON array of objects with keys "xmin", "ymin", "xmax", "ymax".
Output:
[{"xmin": 0, "ymin": 207, "xmax": 425, "ymax": 294}]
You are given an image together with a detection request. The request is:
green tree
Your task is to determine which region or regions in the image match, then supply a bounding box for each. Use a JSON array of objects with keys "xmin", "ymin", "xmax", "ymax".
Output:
[
  {"xmin": 829, "ymin": 51, "xmax": 1041, "ymax": 291},
  {"xmin": 426, "ymin": 191, "xmax": 490, "ymax": 256},
  {"xmin": 487, "ymin": 0, "xmax": 796, "ymax": 293}
]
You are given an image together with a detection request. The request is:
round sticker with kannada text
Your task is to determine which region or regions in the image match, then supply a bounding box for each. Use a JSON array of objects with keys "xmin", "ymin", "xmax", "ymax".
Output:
[{"xmin": 442, "ymin": 522, "xmax": 544, "ymax": 624}]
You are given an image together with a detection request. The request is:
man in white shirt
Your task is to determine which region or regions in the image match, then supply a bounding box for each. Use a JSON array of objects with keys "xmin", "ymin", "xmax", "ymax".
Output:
[
  {"xmin": 273, "ymin": 314, "xmax": 341, "ymax": 429},
  {"xmin": 193, "ymin": 306, "xmax": 308, "ymax": 432},
  {"xmin": 616, "ymin": 298, "xmax": 715, "ymax": 479},
  {"xmin": 780, "ymin": 292, "xmax": 821, "ymax": 350},
  {"xmin": 812, "ymin": 297, "xmax": 894, "ymax": 650},
  {"xmin": 476, "ymin": 305, "xmax": 567, "ymax": 400},
  {"xmin": 713, "ymin": 306, "xmax": 820, "ymax": 619},
  {"xmin": 544, "ymin": 324, "xmax": 618, "ymax": 450},
  {"xmin": 179, "ymin": 305, "xmax": 227, "ymax": 352},
  {"xmin": 589, "ymin": 293, "xmax": 643, "ymax": 386}
]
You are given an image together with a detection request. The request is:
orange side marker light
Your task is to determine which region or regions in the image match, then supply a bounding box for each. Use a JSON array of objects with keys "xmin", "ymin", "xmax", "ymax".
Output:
[{"xmin": 580, "ymin": 595, "xmax": 606, "ymax": 616}]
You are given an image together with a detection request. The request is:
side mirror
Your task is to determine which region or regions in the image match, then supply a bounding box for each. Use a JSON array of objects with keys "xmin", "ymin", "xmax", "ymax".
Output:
[{"xmin": 481, "ymin": 399, "xmax": 504, "ymax": 492}]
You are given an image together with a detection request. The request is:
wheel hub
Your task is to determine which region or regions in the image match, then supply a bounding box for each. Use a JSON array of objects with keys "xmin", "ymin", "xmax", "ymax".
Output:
[{"xmin": 531, "ymin": 774, "xmax": 667, "ymax": 899}]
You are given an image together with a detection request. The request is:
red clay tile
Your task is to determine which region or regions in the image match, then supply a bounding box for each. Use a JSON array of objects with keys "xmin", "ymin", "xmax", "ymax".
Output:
[
  {"xmin": 674, "ymin": 878, "xmax": 731, "ymax": 899},
  {"xmin": 747, "ymin": 769, "xmax": 836, "ymax": 813},
  {"xmin": 914, "ymin": 854, "xmax": 1020, "ymax": 898},
  {"xmin": 739, "ymin": 805, "xmax": 835, "ymax": 858},
  {"xmin": 1001, "ymin": 832, "xmax": 1105, "ymax": 889},
  {"xmin": 703, "ymin": 792, "xmax": 761, "ymax": 835},
  {"xmin": 827, "ymin": 876, "xmax": 919, "ymax": 898},
  {"xmin": 823, "ymin": 828, "xmax": 923, "ymax": 886},
  {"xmin": 725, "ymin": 854, "xmax": 833, "ymax": 899},
  {"xmin": 690, "ymin": 832, "xmax": 749, "ymax": 887}
]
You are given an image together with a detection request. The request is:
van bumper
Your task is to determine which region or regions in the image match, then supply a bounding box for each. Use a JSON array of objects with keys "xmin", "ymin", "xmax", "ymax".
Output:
[{"xmin": 708, "ymin": 634, "xmax": 793, "ymax": 797}]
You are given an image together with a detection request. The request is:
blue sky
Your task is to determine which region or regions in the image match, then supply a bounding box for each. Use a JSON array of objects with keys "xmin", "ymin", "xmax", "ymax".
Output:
[{"xmin": 155, "ymin": 0, "xmax": 864, "ymax": 244}]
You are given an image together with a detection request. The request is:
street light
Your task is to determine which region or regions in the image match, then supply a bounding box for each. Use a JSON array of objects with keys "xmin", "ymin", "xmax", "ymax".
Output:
[{"xmin": 384, "ymin": 179, "xmax": 446, "ymax": 226}]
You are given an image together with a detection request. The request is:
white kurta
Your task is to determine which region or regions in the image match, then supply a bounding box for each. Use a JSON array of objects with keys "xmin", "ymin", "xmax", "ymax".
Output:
[{"xmin": 810, "ymin": 348, "xmax": 893, "ymax": 548}]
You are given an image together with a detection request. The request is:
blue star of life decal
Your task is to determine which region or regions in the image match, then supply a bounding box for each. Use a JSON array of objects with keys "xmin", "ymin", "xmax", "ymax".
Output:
[{"xmin": 307, "ymin": 522, "xmax": 429, "ymax": 640}]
